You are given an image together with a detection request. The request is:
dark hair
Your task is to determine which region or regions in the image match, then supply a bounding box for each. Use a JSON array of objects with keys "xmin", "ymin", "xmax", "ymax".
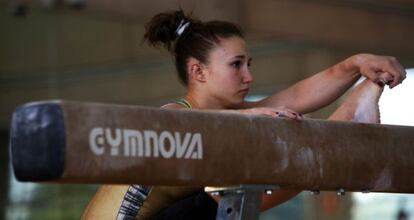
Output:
[{"xmin": 144, "ymin": 10, "xmax": 244, "ymax": 85}]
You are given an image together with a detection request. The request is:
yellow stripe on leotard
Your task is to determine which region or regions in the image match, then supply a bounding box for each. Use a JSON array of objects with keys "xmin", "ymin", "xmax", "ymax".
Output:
[{"xmin": 176, "ymin": 98, "xmax": 192, "ymax": 109}]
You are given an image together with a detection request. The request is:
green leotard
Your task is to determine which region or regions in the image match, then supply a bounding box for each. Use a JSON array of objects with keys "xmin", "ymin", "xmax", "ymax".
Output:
[{"xmin": 176, "ymin": 98, "xmax": 192, "ymax": 109}]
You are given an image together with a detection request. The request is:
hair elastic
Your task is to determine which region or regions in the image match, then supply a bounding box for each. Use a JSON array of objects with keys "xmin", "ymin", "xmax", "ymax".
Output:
[{"xmin": 175, "ymin": 19, "xmax": 190, "ymax": 37}]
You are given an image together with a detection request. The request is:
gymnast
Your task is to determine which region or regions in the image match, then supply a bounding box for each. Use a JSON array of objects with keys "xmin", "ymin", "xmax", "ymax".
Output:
[{"xmin": 82, "ymin": 9, "xmax": 406, "ymax": 220}]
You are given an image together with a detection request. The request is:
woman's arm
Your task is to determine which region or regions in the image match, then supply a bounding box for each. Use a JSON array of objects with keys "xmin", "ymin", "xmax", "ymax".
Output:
[
  {"xmin": 165, "ymin": 101, "xmax": 303, "ymax": 119},
  {"xmin": 245, "ymin": 54, "xmax": 406, "ymax": 113}
]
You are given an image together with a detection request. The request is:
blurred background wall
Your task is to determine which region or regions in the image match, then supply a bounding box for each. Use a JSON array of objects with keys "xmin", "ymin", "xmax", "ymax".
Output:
[{"xmin": 1, "ymin": 0, "xmax": 414, "ymax": 219}]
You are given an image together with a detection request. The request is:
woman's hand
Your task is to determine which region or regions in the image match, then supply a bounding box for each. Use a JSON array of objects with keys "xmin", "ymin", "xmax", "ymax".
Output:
[
  {"xmin": 352, "ymin": 54, "xmax": 406, "ymax": 88},
  {"xmin": 241, "ymin": 106, "xmax": 302, "ymax": 120}
]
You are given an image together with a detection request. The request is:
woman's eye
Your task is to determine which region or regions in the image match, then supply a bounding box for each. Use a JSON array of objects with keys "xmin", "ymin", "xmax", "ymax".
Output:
[{"xmin": 231, "ymin": 61, "xmax": 242, "ymax": 68}]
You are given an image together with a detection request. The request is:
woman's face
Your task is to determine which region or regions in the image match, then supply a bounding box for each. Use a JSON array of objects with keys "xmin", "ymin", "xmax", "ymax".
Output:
[{"xmin": 203, "ymin": 36, "xmax": 253, "ymax": 108}]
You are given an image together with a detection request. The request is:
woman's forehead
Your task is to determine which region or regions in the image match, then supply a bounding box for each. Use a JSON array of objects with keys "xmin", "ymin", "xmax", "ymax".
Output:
[{"xmin": 210, "ymin": 37, "xmax": 250, "ymax": 59}]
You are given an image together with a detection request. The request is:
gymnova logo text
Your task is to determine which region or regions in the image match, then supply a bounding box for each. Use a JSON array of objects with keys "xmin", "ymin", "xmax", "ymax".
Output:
[{"xmin": 89, "ymin": 127, "xmax": 203, "ymax": 159}]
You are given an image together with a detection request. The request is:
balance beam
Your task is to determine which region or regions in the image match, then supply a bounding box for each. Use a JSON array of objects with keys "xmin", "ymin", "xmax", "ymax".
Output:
[{"xmin": 9, "ymin": 100, "xmax": 414, "ymax": 193}]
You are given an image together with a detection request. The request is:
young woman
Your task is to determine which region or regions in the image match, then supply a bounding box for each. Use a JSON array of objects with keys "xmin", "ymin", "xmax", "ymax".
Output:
[{"xmin": 82, "ymin": 10, "xmax": 406, "ymax": 220}]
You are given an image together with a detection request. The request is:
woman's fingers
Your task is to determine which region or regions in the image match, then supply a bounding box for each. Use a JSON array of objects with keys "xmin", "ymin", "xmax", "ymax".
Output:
[
  {"xmin": 386, "ymin": 57, "xmax": 406, "ymax": 88},
  {"xmin": 243, "ymin": 107, "xmax": 302, "ymax": 120},
  {"xmin": 375, "ymin": 71, "xmax": 397, "ymax": 88},
  {"xmin": 357, "ymin": 54, "xmax": 406, "ymax": 88},
  {"xmin": 380, "ymin": 72, "xmax": 394, "ymax": 86},
  {"xmin": 275, "ymin": 108, "xmax": 302, "ymax": 120}
]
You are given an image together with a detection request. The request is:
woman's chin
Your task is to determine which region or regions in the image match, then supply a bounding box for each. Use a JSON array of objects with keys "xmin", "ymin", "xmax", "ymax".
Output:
[{"xmin": 229, "ymin": 98, "xmax": 245, "ymax": 108}]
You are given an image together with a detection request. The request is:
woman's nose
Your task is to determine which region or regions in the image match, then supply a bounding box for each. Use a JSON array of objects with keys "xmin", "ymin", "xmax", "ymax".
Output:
[{"xmin": 243, "ymin": 70, "xmax": 253, "ymax": 83}]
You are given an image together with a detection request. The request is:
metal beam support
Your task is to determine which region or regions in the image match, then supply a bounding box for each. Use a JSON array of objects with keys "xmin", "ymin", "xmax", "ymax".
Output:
[{"xmin": 206, "ymin": 185, "xmax": 278, "ymax": 220}]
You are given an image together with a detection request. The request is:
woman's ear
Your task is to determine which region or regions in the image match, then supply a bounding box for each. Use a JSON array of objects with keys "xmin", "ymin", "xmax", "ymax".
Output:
[{"xmin": 188, "ymin": 57, "xmax": 206, "ymax": 82}]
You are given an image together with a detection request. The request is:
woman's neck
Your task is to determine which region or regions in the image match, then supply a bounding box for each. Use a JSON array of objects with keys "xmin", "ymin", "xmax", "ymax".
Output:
[{"xmin": 186, "ymin": 88, "xmax": 227, "ymax": 110}]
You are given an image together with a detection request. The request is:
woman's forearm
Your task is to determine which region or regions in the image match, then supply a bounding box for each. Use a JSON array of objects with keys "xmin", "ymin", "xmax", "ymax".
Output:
[
  {"xmin": 254, "ymin": 55, "xmax": 362, "ymax": 113},
  {"xmin": 251, "ymin": 53, "xmax": 405, "ymax": 113}
]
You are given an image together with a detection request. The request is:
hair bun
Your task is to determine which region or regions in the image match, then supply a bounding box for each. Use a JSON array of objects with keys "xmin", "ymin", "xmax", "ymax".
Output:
[{"xmin": 144, "ymin": 10, "xmax": 189, "ymax": 52}]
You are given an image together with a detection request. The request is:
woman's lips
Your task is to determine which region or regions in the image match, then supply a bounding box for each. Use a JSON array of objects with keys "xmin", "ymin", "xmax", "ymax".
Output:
[{"xmin": 239, "ymin": 88, "xmax": 249, "ymax": 94}]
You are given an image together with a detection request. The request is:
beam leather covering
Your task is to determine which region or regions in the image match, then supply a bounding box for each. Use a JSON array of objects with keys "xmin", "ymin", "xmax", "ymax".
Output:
[{"xmin": 9, "ymin": 100, "xmax": 414, "ymax": 193}]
